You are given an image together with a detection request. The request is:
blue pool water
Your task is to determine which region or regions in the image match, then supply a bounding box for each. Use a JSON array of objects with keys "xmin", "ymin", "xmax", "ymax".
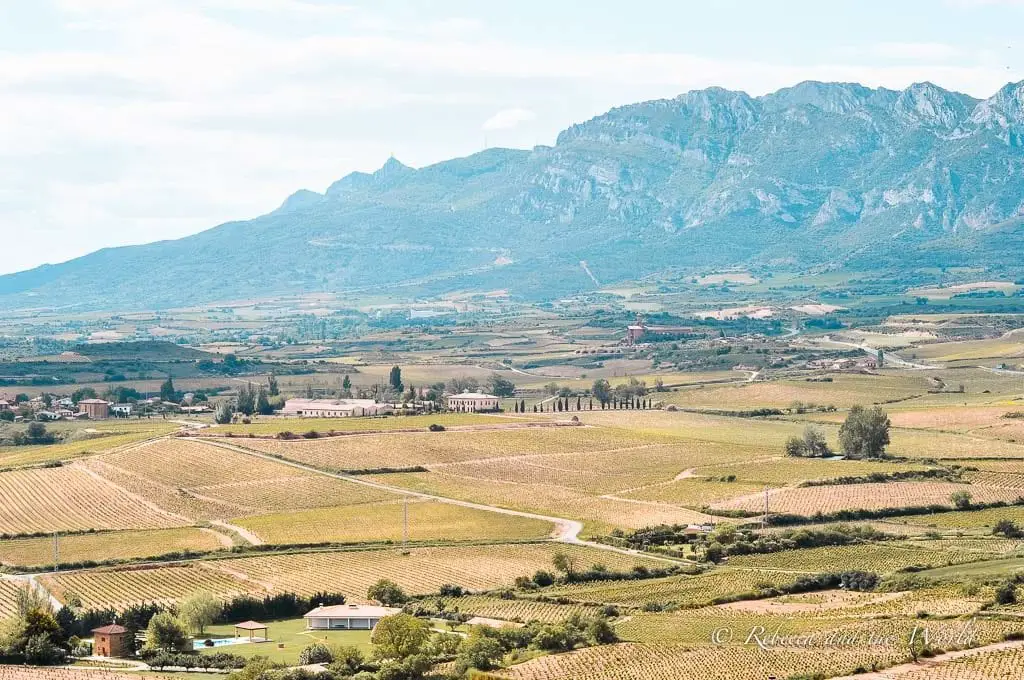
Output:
[{"xmin": 193, "ymin": 637, "xmax": 257, "ymax": 650}]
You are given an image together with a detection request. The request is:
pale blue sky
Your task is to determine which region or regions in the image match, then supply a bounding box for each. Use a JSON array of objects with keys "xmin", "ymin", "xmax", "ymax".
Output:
[{"xmin": 1, "ymin": 0, "xmax": 1022, "ymax": 274}]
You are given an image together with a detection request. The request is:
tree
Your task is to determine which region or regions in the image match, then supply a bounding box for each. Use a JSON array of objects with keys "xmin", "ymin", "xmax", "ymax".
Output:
[
  {"xmin": 144, "ymin": 612, "xmax": 189, "ymax": 652},
  {"xmin": 267, "ymin": 375, "xmax": 279, "ymax": 396},
  {"xmin": 552, "ymin": 551, "xmax": 578, "ymax": 579},
  {"xmin": 214, "ymin": 402, "xmax": 233, "ymax": 425},
  {"xmin": 457, "ymin": 633, "xmax": 504, "ymax": 671},
  {"xmin": 371, "ymin": 614, "xmax": 430, "ymax": 660},
  {"xmin": 803, "ymin": 425, "xmax": 831, "ymax": 457},
  {"xmin": 255, "ymin": 387, "xmax": 273, "ymax": 416},
  {"xmin": 446, "ymin": 376, "xmax": 479, "ymax": 394},
  {"xmin": 236, "ymin": 383, "xmax": 255, "ymax": 416},
  {"xmin": 950, "ymin": 490, "xmax": 973, "ymax": 510},
  {"xmin": 995, "ymin": 580, "xmax": 1018, "ymax": 605},
  {"xmin": 785, "ymin": 436, "xmax": 807, "ymax": 457},
  {"xmin": 159, "ymin": 377, "xmax": 176, "ymax": 403},
  {"xmin": 71, "ymin": 387, "xmax": 98, "ymax": 404},
  {"xmin": 488, "ymin": 374, "xmax": 516, "ymax": 397},
  {"xmin": 24, "ymin": 422, "xmax": 55, "ymax": 445},
  {"xmin": 368, "ymin": 579, "xmax": 408, "ymax": 606},
  {"xmin": 328, "ymin": 644, "xmax": 365, "ymax": 674},
  {"xmin": 838, "ymin": 405, "xmax": 891, "ymax": 458},
  {"xmin": 591, "ymin": 379, "xmax": 612, "ymax": 406},
  {"xmin": 178, "ymin": 591, "xmax": 222, "ymax": 635},
  {"xmin": 342, "ymin": 375, "xmax": 352, "ymax": 394},
  {"xmin": 994, "ymin": 519, "xmax": 1023, "ymax": 538},
  {"xmin": 389, "ymin": 366, "xmax": 403, "ymax": 392}
]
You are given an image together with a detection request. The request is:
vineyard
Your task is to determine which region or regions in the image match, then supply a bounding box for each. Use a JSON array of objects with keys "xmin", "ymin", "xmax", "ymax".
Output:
[
  {"xmin": 726, "ymin": 543, "xmax": 988, "ymax": 573},
  {"xmin": 0, "ymin": 580, "xmax": 28, "ymax": 618},
  {"xmin": 210, "ymin": 412, "xmax": 532, "ymax": 435},
  {"xmin": 0, "ymin": 667, "xmax": 148, "ymax": 680},
  {"xmin": 486, "ymin": 643, "xmax": 906, "ymax": 680},
  {"xmin": 890, "ymin": 645, "xmax": 1024, "ymax": 679},
  {"xmin": 367, "ymin": 470, "xmax": 714, "ymax": 531},
  {"xmin": 693, "ymin": 457, "xmax": 933, "ymax": 486},
  {"xmin": 892, "ymin": 505, "xmax": 1024, "ymax": 529},
  {"xmin": 40, "ymin": 563, "xmax": 262, "ymax": 609},
  {"xmin": 0, "ymin": 527, "xmax": 228, "ymax": 568},
  {"xmin": 90, "ymin": 438, "xmax": 401, "ymax": 517},
  {"xmin": 208, "ymin": 544, "xmax": 666, "ymax": 601},
  {"xmin": 238, "ymin": 426, "xmax": 679, "ymax": 472},
  {"xmin": 545, "ymin": 569, "xmax": 799, "ymax": 609},
  {"xmin": 435, "ymin": 596, "xmax": 603, "ymax": 624},
  {"xmin": 233, "ymin": 499, "xmax": 553, "ymax": 544},
  {"xmin": 709, "ymin": 481, "xmax": 1024, "ymax": 515},
  {"xmin": 0, "ymin": 421, "xmax": 178, "ymax": 469},
  {"xmin": 0, "ymin": 465, "xmax": 184, "ymax": 534}
]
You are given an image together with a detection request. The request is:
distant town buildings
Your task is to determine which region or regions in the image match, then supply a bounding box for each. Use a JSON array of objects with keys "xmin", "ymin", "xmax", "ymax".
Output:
[{"xmin": 446, "ymin": 391, "xmax": 500, "ymax": 412}]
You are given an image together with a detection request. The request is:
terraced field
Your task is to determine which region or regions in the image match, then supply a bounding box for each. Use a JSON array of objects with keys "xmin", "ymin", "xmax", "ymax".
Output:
[
  {"xmin": 40, "ymin": 563, "xmax": 261, "ymax": 609},
  {"xmin": 621, "ymin": 479, "xmax": 764, "ymax": 508},
  {"xmin": 0, "ymin": 465, "xmax": 184, "ymax": 534},
  {"xmin": 233, "ymin": 499, "xmax": 553, "ymax": 545},
  {"xmin": 0, "ymin": 527, "xmax": 228, "ymax": 568},
  {"xmin": 208, "ymin": 544, "xmax": 667, "ymax": 601}
]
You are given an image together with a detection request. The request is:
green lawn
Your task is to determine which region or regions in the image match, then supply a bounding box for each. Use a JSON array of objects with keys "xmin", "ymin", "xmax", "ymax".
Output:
[{"xmin": 196, "ymin": 617, "xmax": 373, "ymax": 664}]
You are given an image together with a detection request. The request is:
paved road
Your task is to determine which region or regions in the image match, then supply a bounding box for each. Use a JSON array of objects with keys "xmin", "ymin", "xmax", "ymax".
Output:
[
  {"xmin": 821, "ymin": 336, "xmax": 936, "ymax": 370},
  {"xmin": 201, "ymin": 438, "xmax": 684, "ymax": 564}
]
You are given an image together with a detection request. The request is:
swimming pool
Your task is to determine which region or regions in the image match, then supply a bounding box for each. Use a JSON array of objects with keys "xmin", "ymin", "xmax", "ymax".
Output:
[{"xmin": 193, "ymin": 637, "xmax": 263, "ymax": 650}]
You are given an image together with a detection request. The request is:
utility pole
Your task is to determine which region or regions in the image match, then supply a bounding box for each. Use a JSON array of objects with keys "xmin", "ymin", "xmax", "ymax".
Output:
[
  {"xmin": 762, "ymin": 488, "xmax": 769, "ymax": 531},
  {"xmin": 53, "ymin": 532, "xmax": 59, "ymax": 573},
  {"xmin": 402, "ymin": 497, "xmax": 409, "ymax": 548}
]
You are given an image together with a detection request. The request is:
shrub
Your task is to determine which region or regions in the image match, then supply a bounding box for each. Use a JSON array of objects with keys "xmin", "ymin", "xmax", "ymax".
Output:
[{"xmin": 298, "ymin": 643, "xmax": 334, "ymax": 665}]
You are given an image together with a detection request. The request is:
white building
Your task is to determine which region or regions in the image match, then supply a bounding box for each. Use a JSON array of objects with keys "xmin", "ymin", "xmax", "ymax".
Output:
[
  {"xmin": 280, "ymin": 398, "xmax": 392, "ymax": 418},
  {"xmin": 110, "ymin": 403, "xmax": 133, "ymax": 417},
  {"xmin": 446, "ymin": 391, "xmax": 500, "ymax": 412},
  {"xmin": 304, "ymin": 604, "xmax": 400, "ymax": 630}
]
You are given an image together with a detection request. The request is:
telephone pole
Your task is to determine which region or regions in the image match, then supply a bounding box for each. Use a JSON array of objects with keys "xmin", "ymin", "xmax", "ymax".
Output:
[
  {"xmin": 53, "ymin": 532, "xmax": 59, "ymax": 573},
  {"xmin": 402, "ymin": 497, "xmax": 409, "ymax": 548}
]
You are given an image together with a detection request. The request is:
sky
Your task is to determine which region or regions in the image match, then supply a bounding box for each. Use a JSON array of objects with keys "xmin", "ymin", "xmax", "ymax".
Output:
[{"xmin": 1, "ymin": 0, "xmax": 1023, "ymax": 275}]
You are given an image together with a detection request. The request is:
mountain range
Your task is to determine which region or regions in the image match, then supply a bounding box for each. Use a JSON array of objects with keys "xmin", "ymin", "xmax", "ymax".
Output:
[{"xmin": 4, "ymin": 79, "xmax": 1024, "ymax": 311}]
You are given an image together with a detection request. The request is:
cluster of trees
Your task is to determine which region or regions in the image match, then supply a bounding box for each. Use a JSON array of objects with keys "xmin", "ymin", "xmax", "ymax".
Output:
[
  {"xmin": 511, "ymin": 552, "xmax": 683, "ymax": 589},
  {"xmin": 784, "ymin": 405, "xmax": 891, "ymax": 459},
  {"xmin": 4, "ymin": 422, "xmax": 58, "ymax": 446},
  {"xmin": 0, "ymin": 586, "xmax": 67, "ymax": 665},
  {"xmin": 234, "ymin": 377, "xmax": 284, "ymax": 417},
  {"xmin": 695, "ymin": 523, "xmax": 889, "ymax": 563}
]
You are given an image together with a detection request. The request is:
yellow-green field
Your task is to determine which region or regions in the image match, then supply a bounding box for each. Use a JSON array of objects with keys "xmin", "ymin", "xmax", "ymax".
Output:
[
  {"xmin": 232, "ymin": 499, "xmax": 553, "ymax": 545},
  {"xmin": 211, "ymin": 412, "xmax": 535, "ymax": 435},
  {"xmin": 0, "ymin": 527, "xmax": 228, "ymax": 568},
  {"xmin": 0, "ymin": 421, "xmax": 177, "ymax": 468}
]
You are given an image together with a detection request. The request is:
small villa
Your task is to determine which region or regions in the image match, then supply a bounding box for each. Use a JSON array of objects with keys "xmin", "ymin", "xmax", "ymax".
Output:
[
  {"xmin": 304, "ymin": 604, "xmax": 400, "ymax": 630},
  {"xmin": 446, "ymin": 391, "xmax": 500, "ymax": 412}
]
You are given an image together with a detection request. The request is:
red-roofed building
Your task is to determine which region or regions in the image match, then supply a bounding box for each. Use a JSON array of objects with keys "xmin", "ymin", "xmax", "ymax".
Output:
[{"xmin": 92, "ymin": 624, "xmax": 131, "ymax": 657}]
